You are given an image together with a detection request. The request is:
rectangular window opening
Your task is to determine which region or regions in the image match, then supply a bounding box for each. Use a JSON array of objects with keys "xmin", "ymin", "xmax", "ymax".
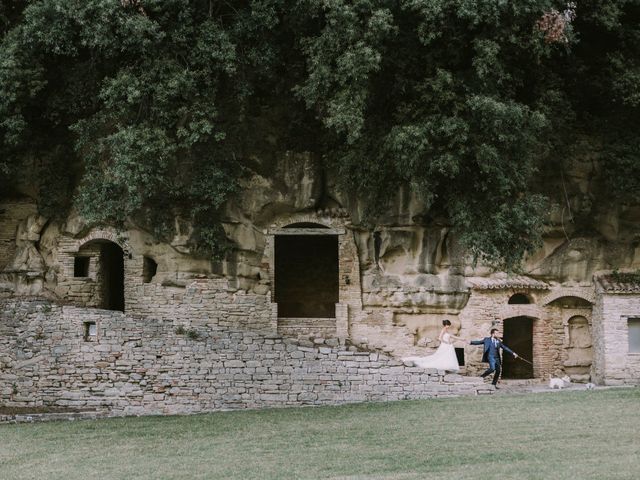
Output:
[
  {"xmin": 74, "ymin": 256, "xmax": 90, "ymax": 277},
  {"xmin": 455, "ymin": 347, "xmax": 465, "ymax": 366},
  {"xmin": 628, "ymin": 318, "xmax": 640, "ymax": 353},
  {"xmin": 84, "ymin": 321, "xmax": 97, "ymax": 341}
]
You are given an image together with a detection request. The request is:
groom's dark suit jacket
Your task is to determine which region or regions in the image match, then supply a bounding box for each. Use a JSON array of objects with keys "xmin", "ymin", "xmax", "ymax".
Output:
[{"xmin": 470, "ymin": 337, "xmax": 515, "ymax": 363}]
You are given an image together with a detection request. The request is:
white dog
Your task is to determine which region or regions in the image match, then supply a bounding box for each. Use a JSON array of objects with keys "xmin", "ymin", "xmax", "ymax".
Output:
[
  {"xmin": 549, "ymin": 375, "xmax": 572, "ymax": 389},
  {"xmin": 585, "ymin": 382, "xmax": 596, "ymax": 390}
]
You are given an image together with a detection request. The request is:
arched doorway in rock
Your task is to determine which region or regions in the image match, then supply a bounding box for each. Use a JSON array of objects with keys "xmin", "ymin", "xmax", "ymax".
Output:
[
  {"xmin": 502, "ymin": 316, "xmax": 534, "ymax": 379},
  {"xmin": 274, "ymin": 223, "xmax": 338, "ymax": 318}
]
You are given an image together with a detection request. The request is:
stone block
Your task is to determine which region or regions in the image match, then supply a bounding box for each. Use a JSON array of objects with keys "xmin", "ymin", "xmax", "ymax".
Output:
[
  {"xmin": 224, "ymin": 360, "xmax": 245, "ymax": 368},
  {"xmin": 297, "ymin": 391, "xmax": 318, "ymax": 402}
]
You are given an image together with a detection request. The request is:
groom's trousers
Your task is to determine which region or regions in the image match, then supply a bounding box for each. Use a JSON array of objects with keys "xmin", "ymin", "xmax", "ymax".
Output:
[{"xmin": 481, "ymin": 356, "xmax": 501, "ymax": 385}]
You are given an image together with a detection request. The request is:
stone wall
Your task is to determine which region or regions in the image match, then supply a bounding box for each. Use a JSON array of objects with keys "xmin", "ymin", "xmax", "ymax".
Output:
[
  {"xmin": 62, "ymin": 242, "xmax": 103, "ymax": 307},
  {"xmin": 592, "ymin": 292, "xmax": 607, "ymax": 383},
  {"xmin": 0, "ymin": 299, "xmax": 488, "ymax": 416},
  {"xmin": 592, "ymin": 292, "xmax": 640, "ymax": 385},
  {"xmin": 52, "ymin": 228, "xmax": 277, "ymax": 333},
  {"xmin": 127, "ymin": 279, "xmax": 276, "ymax": 332}
]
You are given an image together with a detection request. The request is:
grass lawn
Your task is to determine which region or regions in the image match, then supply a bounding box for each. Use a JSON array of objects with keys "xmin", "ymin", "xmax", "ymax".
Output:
[{"xmin": 1, "ymin": 388, "xmax": 639, "ymax": 480}]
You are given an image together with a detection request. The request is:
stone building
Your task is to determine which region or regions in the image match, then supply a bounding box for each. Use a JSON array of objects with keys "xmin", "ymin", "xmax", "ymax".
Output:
[
  {"xmin": 592, "ymin": 275, "xmax": 640, "ymax": 385},
  {"xmin": 1, "ymin": 154, "xmax": 640, "ymax": 415}
]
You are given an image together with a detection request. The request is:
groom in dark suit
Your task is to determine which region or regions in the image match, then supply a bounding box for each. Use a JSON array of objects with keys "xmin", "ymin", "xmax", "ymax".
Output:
[{"xmin": 470, "ymin": 328, "xmax": 518, "ymax": 388}]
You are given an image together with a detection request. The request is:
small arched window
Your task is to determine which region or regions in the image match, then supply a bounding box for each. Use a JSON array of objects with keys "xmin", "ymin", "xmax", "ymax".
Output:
[{"xmin": 508, "ymin": 293, "xmax": 531, "ymax": 304}]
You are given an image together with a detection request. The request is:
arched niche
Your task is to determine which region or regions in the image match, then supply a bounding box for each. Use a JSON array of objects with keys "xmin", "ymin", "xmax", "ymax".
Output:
[
  {"xmin": 547, "ymin": 296, "xmax": 593, "ymax": 309},
  {"xmin": 565, "ymin": 315, "xmax": 593, "ymax": 374},
  {"xmin": 542, "ymin": 288, "xmax": 594, "ymax": 307},
  {"xmin": 508, "ymin": 293, "xmax": 532, "ymax": 304},
  {"xmin": 78, "ymin": 239, "xmax": 125, "ymax": 312},
  {"xmin": 567, "ymin": 316, "xmax": 591, "ymax": 349}
]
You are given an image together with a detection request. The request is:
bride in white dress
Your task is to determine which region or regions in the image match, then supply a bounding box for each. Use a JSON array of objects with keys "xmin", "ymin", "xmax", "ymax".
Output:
[{"xmin": 403, "ymin": 320, "xmax": 464, "ymax": 372}]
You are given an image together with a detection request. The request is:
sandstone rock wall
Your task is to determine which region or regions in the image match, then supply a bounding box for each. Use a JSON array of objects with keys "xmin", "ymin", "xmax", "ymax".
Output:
[{"xmin": 0, "ymin": 201, "xmax": 38, "ymax": 272}]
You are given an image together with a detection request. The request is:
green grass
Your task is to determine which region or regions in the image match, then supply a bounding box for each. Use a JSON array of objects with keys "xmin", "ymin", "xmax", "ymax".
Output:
[{"xmin": 1, "ymin": 389, "xmax": 640, "ymax": 479}]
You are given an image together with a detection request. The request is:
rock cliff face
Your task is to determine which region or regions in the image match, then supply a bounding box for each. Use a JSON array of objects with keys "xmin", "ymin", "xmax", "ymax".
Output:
[
  {"xmin": 1, "ymin": 151, "xmax": 640, "ymax": 386},
  {"xmin": 227, "ymin": 152, "xmax": 639, "ymax": 306},
  {"xmin": 1, "ymin": 152, "xmax": 639, "ymax": 307}
]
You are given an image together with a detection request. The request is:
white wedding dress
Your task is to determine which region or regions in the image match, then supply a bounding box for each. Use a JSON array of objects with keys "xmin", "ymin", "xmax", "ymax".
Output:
[{"xmin": 403, "ymin": 333, "xmax": 460, "ymax": 372}]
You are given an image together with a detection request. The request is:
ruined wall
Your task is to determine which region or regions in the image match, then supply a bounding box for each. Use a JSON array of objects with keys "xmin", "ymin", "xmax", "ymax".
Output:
[
  {"xmin": 0, "ymin": 299, "xmax": 488, "ymax": 416},
  {"xmin": 129, "ymin": 279, "xmax": 275, "ymax": 332},
  {"xmin": 60, "ymin": 242, "xmax": 103, "ymax": 308}
]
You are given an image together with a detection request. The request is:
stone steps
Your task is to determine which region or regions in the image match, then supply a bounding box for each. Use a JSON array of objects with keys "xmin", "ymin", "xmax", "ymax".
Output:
[
  {"xmin": 499, "ymin": 378, "xmax": 544, "ymax": 387},
  {"xmin": 0, "ymin": 410, "xmax": 106, "ymax": 424}
]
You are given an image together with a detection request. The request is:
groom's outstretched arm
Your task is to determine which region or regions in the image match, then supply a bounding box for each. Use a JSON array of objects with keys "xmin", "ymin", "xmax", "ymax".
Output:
[
  {"xmin": 470, "ymin": 339, "xmax": 484, "ymax": 345},
  {"xmin": 501, "ymin": 343, "xmax": 517, "ymax": 356}
]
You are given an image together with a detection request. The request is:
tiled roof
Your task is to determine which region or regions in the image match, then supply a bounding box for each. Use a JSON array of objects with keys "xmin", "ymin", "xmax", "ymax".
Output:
[
  {"xmin": 467, "ymin": 275, "xmax": 550, "ymax": 291},
  {"xmin": 596, "ymin": 274, "xmax": 640, "ymax": 293}
]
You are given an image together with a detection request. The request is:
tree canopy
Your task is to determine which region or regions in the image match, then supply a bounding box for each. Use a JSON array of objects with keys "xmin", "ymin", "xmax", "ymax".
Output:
[{"xmin": 1, "ymin": 1, "xmax": 639, "ymax": 268}]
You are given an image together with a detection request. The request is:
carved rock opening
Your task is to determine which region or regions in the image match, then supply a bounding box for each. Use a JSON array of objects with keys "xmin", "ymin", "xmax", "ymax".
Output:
[
  {"xmin": 275, "ymin": 234, "xmax": 338, "ymax": 318},
  {"xmin": 99, "ymin": 242, "xmax": 125, "ymax": 312},
  {"xmin": 142, "ymin": 256, "xmax": 158, "ymax": 284}
]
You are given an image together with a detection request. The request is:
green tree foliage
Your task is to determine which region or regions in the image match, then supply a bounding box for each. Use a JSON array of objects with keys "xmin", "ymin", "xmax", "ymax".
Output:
[
  {"xmin": 1, "ymin": 0, "xmax": 638, "ymax": 268},
  {"xmin": 573, "ymin": 2, "xmax": 640, "ymax": 205}
]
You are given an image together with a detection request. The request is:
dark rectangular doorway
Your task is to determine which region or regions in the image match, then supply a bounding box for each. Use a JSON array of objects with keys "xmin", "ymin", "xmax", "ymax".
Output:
[
  {"xmin": 275, "ymin": 235, "xmax": 338, "ymax": 318},
  {"xmin": 100, "ymin": 242, "xmax": 125, "ymax": 312},
  {"xmin": 502, "ymin": 316, "xmax": 533, "ymax": 379}
]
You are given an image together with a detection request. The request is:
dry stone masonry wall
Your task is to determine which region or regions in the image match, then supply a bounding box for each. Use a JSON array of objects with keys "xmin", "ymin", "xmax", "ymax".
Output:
[{"xmin": 0, "ymin": 299, "xmax": 487, "ymax": 417}]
